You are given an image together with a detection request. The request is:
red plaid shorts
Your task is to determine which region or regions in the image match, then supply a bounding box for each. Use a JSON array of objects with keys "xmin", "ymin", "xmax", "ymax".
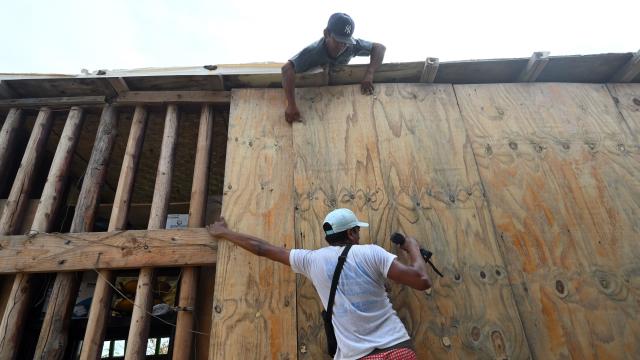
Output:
[{"xmin": 360, "ymin": 348, "xmax": 418, "ymax": 360}]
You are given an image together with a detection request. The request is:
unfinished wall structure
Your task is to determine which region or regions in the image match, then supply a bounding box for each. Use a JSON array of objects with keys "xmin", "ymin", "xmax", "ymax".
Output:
[{"xmin": 0, "ymin": 51, "xmax": 639, "ymax": 359}]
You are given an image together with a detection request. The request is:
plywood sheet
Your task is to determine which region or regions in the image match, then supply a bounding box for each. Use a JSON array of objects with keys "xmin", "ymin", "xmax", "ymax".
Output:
[
  {"xmin": 455, "ymin": 83, "xmax": 640, "ymax": 359},
  {"xmin": 210, "ymin": 89, "xmax": 296, "ymax": 359},
  {"xmin": 293, "ymin": 84, "xmax": 530, "ymax": 358},
  {"xmin": 607, "ymin": 84, "xmax": 640, "ymax": 137}
]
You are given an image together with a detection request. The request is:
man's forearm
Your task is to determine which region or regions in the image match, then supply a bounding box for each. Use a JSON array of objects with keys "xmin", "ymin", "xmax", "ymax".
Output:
[
  {"xmin": 282, "ymin": 62, "xmax": 297, "ymax": 106},
  {"xmin": 218, "ymin": 230, "xmax": 272, "ymax": 257},
  {"xmin": 364, "ymin": 43, "xmax": 386, "ymax": 78}
]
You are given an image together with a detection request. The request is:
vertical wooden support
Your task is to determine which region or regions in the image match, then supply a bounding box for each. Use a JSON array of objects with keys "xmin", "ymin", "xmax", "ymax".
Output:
[
  {"xmin": 0, "ymin": 108, "xmax": 22, "ymax": 180},
  {"xmin": 34, "ymin": 105, "xmax": 118, "ymax": 359},
  {"xmin": 173, "ymin": 105, "xmax": 214, "ymax": 359},
  {"xmin": 419, "ymin": 57, "xmax": 439, "ymax": 83},
  {"xmin": 518, "ymin": 51, "xmax": 550, "ymax": 82},
  {"xmin": 80, "ymin": 105, "xmax": 148, "ymax": 360},
  {"xmin": 0, "ymin": 108, "xmax": 53, "ymax": 236},
  {"xmin": 125, "ymin": 104, "xmax": 179, "ymax": 360},
  {"xmin": 0, "ymin": 107, "xmax": 83, "ymax": 359}
]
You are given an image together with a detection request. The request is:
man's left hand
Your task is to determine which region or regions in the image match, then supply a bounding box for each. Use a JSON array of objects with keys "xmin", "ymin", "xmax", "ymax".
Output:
[
  {"xmin": 361, "ymin": 74, "xmax": 374, "ymax": 95},
  {"xmin": 208, "ymin": 216, "xmax": 230, "ymax": 238}
]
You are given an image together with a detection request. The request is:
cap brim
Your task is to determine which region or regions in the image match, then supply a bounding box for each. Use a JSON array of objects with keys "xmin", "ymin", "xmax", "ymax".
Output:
[
  {"xmin": 333, "ymin": 35, "xmax": 356, "ymax": 45},
  {"xmin": 356, "ymin": 221, "xmax": 369, "ymax": 228}
]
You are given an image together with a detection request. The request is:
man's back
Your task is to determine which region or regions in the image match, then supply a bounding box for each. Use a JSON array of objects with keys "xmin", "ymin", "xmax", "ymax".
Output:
[{"xmin": 290, "ymin": 245, "xmax": 410, "ymax": 359}]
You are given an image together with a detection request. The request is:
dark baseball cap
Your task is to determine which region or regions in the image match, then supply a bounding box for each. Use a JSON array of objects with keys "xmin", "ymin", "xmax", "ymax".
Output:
[{"xmin": 327, "ymin": 13, "xmax": 356, "ymax": 45}]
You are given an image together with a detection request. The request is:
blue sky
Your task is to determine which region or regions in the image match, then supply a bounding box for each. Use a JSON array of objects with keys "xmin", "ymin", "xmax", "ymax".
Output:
[{"xmin": 1, "ymin": 0, "xmax": 637, "ymax": 74}]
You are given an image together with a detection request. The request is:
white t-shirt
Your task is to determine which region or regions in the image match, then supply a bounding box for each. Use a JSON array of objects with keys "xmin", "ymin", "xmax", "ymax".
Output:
[{"xmin": 289, "ymin": 245, "xmax": 410, "ymax": 360}]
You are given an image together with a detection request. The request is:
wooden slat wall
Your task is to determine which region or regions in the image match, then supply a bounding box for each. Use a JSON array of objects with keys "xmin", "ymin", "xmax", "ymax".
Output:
[
  {"xmin": 292, "ymin": 84, "xmax": 530, "ymax": 358},
  {"xmin": 210, "ymin": 89, "xmax": 297, "ymax": 359},
  {"xmin": 455, "ymin": 83, "xmax": 640, "ymax": 358}
]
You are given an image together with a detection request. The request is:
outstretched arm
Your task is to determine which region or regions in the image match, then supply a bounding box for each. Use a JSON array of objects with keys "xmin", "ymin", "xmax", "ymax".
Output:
[
  {"xmin": 208, "ymin": 216, "xmax": 290, "ymax": 266},
  {"xmin": 281, "ymin": 61, "xmax": 301, "ymax": 123},
  {"xmin": 361, "ymin": 42, "xmax": 386, "ymax": 95},
  {"xmin": 386, "ymin": 235, "xmax": 432, "ymax": 290}
]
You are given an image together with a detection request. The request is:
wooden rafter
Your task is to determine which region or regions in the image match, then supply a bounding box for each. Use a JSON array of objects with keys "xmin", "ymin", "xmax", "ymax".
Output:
[
  {"xmin": 420, "ymin": 57, "xmax": 439, "ymax": 83},
  {"xmin": 610, "ymin": 50, "xmax": 640, "ymax": 82}
]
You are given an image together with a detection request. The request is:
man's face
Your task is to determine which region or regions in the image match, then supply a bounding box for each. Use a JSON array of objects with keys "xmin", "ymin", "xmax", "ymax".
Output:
[{"xmin": 325, "ymin": 33, "xmax": 349, "ymax": 58}]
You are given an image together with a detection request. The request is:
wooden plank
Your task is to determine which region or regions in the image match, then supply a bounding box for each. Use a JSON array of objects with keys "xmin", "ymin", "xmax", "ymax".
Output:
[
  {"xmin": 292, "ymin": 84, "xmax": 530, "ymax": 359},
  {"xmin": 455, "ymin": 83, "xmax": 640, "ymax": 358},
  {"xmin": 0, "ymin": 108, "xmax": 53, "ymax": 236},
  {"xmin": 419, "ymin": 57, "xmax": 439, "ymax": 83},
  {"xmin": 126, "ymin": 104, "xmax": 179, "ymax": 360},
  {"xmin": 0, "ymin": 81, "xmax": 17, "ymax": 99},
  {"xmin": 35, "ymin": 105, "xmax": 119, "ymax": 359},
  {"xmin": 80, "ymin": 105, "xmax": 148, "ymax": 360},
  {"xmin": 518, "ymin": 51, "xmax": 550, "ymax": 82},
  {"xmin": 115, "ymin": 91, "xmax": 230, "ymax": 104},
  {"xmin": 107, "ymin": 77, "xmax": 130, "ymax": 94},
  {"xmin": 0, "ymin": 107, "xmax": 83, "ymax": 359},
  {"xmin": 0, "ymin": 228, "xmax": 217, "ymax": 273},
  {"xmin": 0, "ymin": 96, "xmax": 105, "ymax": 108},
  {"xmin": 0, "ymin": 109, "xmax": 22, "ymax": 180},
  {"xmin": 173, "ymin": 104, "xmax": 214, "ymax": 359},
  {"xmin": 209, "ymin": 89, "xmax": 296, "ymax": 359},
  {"xmin": 607, "ymin": 83, "xmax": 640, "ymax": 136},
  {"xmin": 610, "ymin": 50, "xmax": 640, "ymax": 82}
]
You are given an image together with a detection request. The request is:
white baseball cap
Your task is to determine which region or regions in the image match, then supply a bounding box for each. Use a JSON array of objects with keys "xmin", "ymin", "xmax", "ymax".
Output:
[{"xmin": 323, "ymin": 208, "xmax": 369, "ymax": 235}]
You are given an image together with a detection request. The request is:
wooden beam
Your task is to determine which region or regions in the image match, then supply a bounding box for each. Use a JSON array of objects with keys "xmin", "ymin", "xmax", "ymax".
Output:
[
  {"xmin": 80, "ymin": 105, "xmax": 148, "ymax": 360},
  {"xmin": 0, "ymin": 81, "xmax": 17, "ymax": 99},
  {"xmin": 173, "ymin": 104, "xmax": 215, "ymax": 360},
  {"xmin": 126, "ymin": 104, "xmax": 179, "ymax": 360},
  {"xmin": 420, "ymin": 57, "xmax": 440, "ymax": 83},
  {"xmin": 107, "ymin": 77, "xmax": 130, "ymax": 95},
  {"xmin": 0, "ymin": 107, "xmax": 83, "ymax": 359},
  {"xmin": 610, "ymin": 50, "xmax": 640, "ymax": 82},
  {"xmin": 0, "ymin": 108, "xmax": 53, "ymax": 236},
  {"xmin": 0, "ymin": 109, "xmax": 23, "ymax": 180},
  {"xmin": 0, "ymin": 96, "xmax": 105, "ymax": 108},
  {"xmin": 0, "ymin": 228, "xmax": 217, "ymax": 273},
  {"xmin": 115, "ymin": 91, "xmax": 230, "ymax": 105},
  {"xmin": 518, "ymin": 51, "xmax": 550, "ymax": 82},
  {"xmin": 35, "ymin": 105, "xmax": 118, "ymax": 359}
]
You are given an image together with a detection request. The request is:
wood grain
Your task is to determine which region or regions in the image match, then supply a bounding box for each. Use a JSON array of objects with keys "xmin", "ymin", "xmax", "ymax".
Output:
[
  {"xmin": 0, "ymin": 109, "xmax": 22, "ymax": 180},
  {"xmin": 210, "ymin": 89, "xmax": 296, "ymax": 360},
  {"xmin": 293, "ymin": 84, "xmax": 530, "ymax": 359},
  {"xmin": 455, "ymin": 83, "xmax": 640, "ymax": 359}
]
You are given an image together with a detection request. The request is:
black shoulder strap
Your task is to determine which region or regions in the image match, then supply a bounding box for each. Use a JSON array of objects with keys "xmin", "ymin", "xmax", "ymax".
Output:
[{"xmin": 325, "ymin": 244, "xmax": 352, "ymax": 323}]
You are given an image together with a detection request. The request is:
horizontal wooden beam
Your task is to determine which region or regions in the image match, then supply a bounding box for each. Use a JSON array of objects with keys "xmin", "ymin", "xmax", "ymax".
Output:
[
  {"xmin": 0, "ymin": 96, "xmax": 105, "ymax": 108},
  {"xmin": 610, "ymin": 50, "xmax": 640, "ymax": 82},
  {"xmin": 0, "ymin": 228, "xmax": 217, "ymax": 273},
  {"xmin": 518, "ymin": 51, "xmax": 550, "ymax": 82},
  {"xmin": 420, "ymin": 57, "xmax": 439, "ymax": 83},
  {"xmin": 0, "ymin": 80, "xmax": 17, "ymax": 99},
  {"xmin": 114, "ymin": 91, "xmax": 231, "ymax": 104}
]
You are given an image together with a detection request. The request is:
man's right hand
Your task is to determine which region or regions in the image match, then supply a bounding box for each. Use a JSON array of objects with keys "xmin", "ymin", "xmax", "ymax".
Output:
[{"xmin": 285, "ymin": 104, "xmax": 301, "ymax": 123}]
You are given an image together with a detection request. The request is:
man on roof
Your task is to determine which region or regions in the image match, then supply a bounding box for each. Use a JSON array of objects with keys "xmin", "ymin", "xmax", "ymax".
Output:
[
  {"xmin": 209, "ymin": 208, "xmax": 430, "ymax": 359},
  {"xmin": 281, "ymin": 13, "xmax": 386, "ymax": 123}
]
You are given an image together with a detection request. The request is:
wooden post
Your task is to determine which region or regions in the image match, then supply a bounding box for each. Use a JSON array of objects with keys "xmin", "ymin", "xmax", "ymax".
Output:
[
  {"xmin": 420, "ymin": 57, "xmax": 440, "ymax": 83},
  {"xmin": 610, "ymin": 50, "xmax": 640, "ymax": 82},
  {"xmin": 125, "ymin": 104, "xmax": 179, "ymax": 360},
  {"xmin": 173, "ymin": 105, "xmax": 214, "ymax": 359},
  {"xmin": 34, "ymin": 105, "xmax": 118, "ymax": 359},
  {"xmin": 518, "ymin": 51, "xmax": 550, "ymax": 82},
  {"xmin": 0, "ymin": 108, "xmax": 53, "ymax": 236},
  {"xmin": 0, "ymin": 108, "xmax": 22, "ymax": 180},
  {"xmin": 0, "ymin": 107, "xmax": 83, "ymax": 360},
  {"xmin": 80, "ymin": 105, "xmax": 148, "ymax": 360}
]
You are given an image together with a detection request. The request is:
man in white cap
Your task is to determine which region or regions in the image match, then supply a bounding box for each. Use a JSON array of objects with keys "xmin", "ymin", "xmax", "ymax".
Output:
[
  {"xmin": 281, "ymin": 13, "xmax": 386, "ymax": 123},
  {"xmin": 209, "ymin": 208, "xmax": 431, "ymax": 359}
]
